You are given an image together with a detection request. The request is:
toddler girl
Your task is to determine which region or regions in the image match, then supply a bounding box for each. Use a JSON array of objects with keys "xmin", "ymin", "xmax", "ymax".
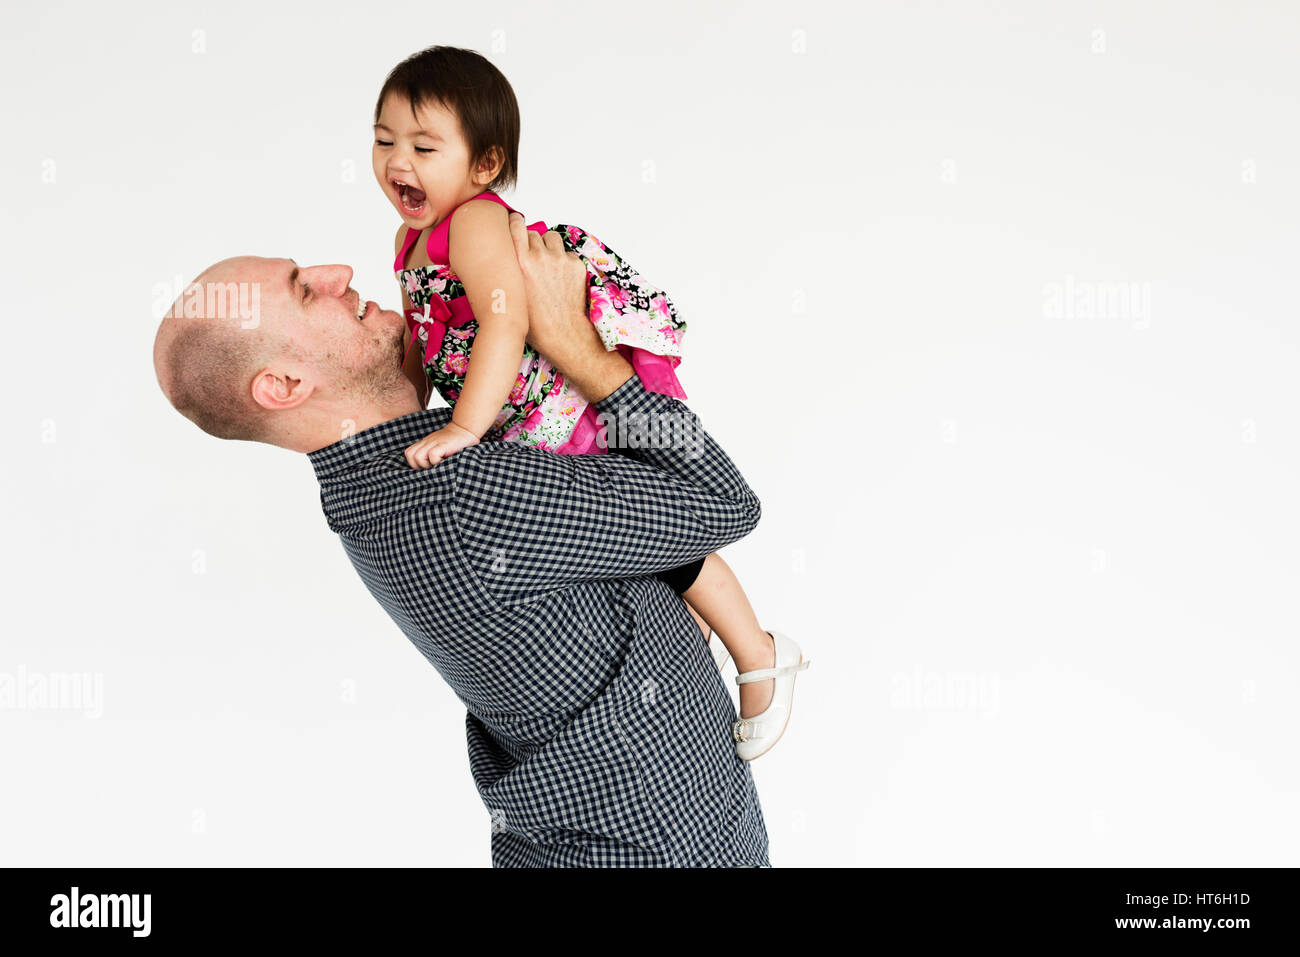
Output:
[{"xmin": 372, "ymin": 46, "xmax": 808, "ymax": 760}]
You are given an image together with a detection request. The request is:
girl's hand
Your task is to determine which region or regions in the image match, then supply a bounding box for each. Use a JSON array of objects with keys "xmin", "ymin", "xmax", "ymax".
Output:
[{"xmin": 404, "ymin": 421, "xmax": 480, "ymax": 469}]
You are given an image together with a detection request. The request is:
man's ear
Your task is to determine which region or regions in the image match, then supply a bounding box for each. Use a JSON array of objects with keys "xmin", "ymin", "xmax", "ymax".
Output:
[{"xmin": 251, "ymin": 367, "xmax": 311, "ymax": 411}]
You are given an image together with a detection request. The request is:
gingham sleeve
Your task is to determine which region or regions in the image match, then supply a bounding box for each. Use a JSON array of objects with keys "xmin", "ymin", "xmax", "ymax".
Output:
[{"xmin": 449, "ymin": 375, "xmax": 761, "ymax": 606}]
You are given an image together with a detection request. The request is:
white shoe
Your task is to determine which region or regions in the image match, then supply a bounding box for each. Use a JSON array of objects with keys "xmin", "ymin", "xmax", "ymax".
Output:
[
  {"xmin": 732, "ymin": 631, "xmax": 810, "ymax": 762},
  {"xmin": 707, "ymin": 634, "xmax": 730, "ymax": 672}
]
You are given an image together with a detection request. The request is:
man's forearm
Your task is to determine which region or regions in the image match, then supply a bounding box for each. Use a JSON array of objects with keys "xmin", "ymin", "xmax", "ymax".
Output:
[
  {"xmin": 537, "ymin": 317, "xmax": 635, "ymax": 402},
  {"xmin": 451, "ymin": 375, "xmax": 762, "ymax": 604}
]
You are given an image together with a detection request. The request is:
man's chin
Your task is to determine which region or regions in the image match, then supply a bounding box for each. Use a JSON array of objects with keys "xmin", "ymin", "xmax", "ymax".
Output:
[
  {"xmin": 379, "ymin": 306, "xmax": 406, "ymax": 330},
  {"xmin": 382, "ymin": 312, "xmax": 410, "ymax": 367}
]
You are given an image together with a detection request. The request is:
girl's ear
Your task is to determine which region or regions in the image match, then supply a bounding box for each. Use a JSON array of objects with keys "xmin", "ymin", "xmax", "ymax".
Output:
[{"xmin": 473, "ymin": 146, "xmax": 505, "ymax": 186}]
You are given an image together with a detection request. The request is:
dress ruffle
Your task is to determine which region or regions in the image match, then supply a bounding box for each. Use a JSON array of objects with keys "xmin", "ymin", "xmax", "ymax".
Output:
[{"xmin": 562, "ymin": 225, "xmax": 688, "ymax": 401}]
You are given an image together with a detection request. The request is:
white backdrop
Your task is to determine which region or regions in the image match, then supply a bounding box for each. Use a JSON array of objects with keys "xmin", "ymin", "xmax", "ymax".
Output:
[{"xmin": 2, "ymin": 0, "xmax": 1297, "ymax": 867}]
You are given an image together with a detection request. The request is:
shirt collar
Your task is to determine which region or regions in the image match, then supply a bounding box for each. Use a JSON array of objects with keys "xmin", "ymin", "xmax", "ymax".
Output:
[{"xmin": 306, "ymin": 407, "xmax": 451, "ymax": 480}]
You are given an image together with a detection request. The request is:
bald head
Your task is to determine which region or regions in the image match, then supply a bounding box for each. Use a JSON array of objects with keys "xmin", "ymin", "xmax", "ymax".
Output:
[
  {"xmin": 153, "ymin": 257, "xmax": 285, "ymax": 443},
  {"xmin": 152, "ymin": 255, "xmax": 416, "ymax": 453}
]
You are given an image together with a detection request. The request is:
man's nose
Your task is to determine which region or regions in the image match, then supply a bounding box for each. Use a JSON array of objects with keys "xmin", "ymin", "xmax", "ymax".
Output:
[{"xmin": 306, "ymin": 264, "xmax": 354, "ymax": 294}]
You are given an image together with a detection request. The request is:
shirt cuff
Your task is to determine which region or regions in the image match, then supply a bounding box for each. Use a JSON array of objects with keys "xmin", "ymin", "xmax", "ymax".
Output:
[
  {"xmin": 592, "ymin": 373, "xmax": 670, "ymax": 419},
  {"xmin": 591, "ymin": 373, "xmax": 686, "ymax": 453}
]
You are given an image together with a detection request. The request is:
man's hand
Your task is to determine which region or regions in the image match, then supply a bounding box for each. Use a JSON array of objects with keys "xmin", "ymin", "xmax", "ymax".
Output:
[
  {"xmin": 404, "ymin": 421, "xmax": 479, "ymax": 469},
  {"xmin": 508, "ymin": 211, "xmax": 633, "ymax": 402}
]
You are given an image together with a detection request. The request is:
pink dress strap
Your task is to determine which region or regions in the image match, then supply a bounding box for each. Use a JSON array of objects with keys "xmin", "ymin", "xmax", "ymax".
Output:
[
  {"xmin": 395, "ymin": 192, "xmax": 525, "ymax": 271},
  {"xmin": 424, "ymin": 191, "xmax": 536, "ymax": 264},
  {"xmin": 463, "ymin": 190, "xmax": 516, "ymax": 213},
  {"xmin": 393, "ymin": 225, "xmax": 421, "ymax": 272}
]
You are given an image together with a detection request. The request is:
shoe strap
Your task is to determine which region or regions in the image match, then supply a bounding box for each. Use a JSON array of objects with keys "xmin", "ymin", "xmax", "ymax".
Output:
[
  {"xmin": 732, "ymin": 717, "xmax": 771, "ymax": 742},
  {"xmin": 735, "ymin": 659, "xmax": 810, "ymax": 685}
]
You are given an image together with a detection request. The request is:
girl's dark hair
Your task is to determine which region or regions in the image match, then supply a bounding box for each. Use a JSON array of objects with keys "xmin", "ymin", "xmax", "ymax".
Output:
[{"xmin": 374, "ymin": 46, "xmax": 519, "ymax": 193}]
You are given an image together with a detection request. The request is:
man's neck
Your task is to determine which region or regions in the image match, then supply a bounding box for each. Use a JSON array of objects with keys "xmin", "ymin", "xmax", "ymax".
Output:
[{"xmin": 298, "ymin": 394, "xmax": 425, "ymax": 454}]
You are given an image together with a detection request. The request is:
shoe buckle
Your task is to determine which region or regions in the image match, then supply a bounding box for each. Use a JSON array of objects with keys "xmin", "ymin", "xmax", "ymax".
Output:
[{"xmin": 732, "ymin": 719, "xmax": 752, "ymax": 743}]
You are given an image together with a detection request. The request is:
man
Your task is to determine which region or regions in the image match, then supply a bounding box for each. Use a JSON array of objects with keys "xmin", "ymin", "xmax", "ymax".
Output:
[{"xmin": 153, "ymin": 214, "xmax": 769, "ymax": 866}]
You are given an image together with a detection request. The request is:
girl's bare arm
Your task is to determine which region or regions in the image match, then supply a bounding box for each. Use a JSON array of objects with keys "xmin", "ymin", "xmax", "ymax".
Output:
[{"xmin": 445, "ymin": 199, "xmax": 531, "ymax": 438}]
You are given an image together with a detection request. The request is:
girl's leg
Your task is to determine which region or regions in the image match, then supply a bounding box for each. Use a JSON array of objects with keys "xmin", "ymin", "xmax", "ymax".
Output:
[
  {"xmin": 682, "ymin": 553, "xmax": 775, "ymax": 718},
  {"xmin": 685, "ymin": 601, "xmax": 712, "ymax": 642}
]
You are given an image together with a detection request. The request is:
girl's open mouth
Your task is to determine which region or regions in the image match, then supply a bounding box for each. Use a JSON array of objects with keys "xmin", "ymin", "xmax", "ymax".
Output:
[{"xmin": 393, "ymin": 180, "xmax": 427, "ymax": 214}]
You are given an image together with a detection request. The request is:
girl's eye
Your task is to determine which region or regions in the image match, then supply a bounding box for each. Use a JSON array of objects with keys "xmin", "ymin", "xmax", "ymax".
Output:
[
  {"xmin": 375, "ymin": 139, "xmax": 393, "ymax": 147},
  {"xmin": 415, "ymin": 147, "xmax": 436, "ymax": 154},
  {"xmin": 302, "ymin": 283, "xmax": 310, "ymax": 302}
]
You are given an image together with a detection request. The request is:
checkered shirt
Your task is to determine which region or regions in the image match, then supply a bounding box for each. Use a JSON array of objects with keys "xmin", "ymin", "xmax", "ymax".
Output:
[{"xmin": 307, "ymin": 375, "xmax": 770, "ymax": 866}]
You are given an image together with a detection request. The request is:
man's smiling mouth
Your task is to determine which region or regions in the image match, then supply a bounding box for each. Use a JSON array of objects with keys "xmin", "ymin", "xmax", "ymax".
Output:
[
  {"xmin": 354, "ymin": 295, "xmax": 373, "ymax": 322},
  {"xmin": 392, "ymin": 179, "xmax": 427, "ymax": 214}
]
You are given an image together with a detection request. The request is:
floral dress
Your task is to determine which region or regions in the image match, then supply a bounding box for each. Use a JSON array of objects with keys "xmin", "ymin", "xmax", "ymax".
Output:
[{"xmin": 395, "ymin": 190, "xmax": 688, "ymax": 455}]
